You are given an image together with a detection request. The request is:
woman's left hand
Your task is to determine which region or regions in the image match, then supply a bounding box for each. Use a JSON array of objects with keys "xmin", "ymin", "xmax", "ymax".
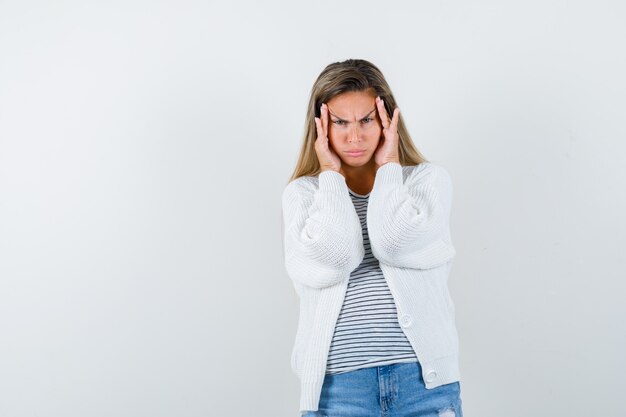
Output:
[{"xmin": 374, "ymin": 96, "xmax": 401, "ymax": 168}]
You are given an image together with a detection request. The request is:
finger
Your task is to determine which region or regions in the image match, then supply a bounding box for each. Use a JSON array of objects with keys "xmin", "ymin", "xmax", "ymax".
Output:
[
  {"xmin": 390, "ymin": 107, "xmax": 400, "ymax": 131},
  {"xmin": 376, "ymin": 96, "xmax": 390, "ymax": 129},
  {"xmin": 314, "ymin": 117, "xmax": 323, "ymax": 140},
  {"xmin": 320, "ymin": 103, "xmax": 329, "ymax": 137}
]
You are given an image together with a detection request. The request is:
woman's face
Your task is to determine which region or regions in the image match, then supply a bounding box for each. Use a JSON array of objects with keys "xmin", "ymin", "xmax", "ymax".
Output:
[{"xmin": 325, "ymin": 89, "xmax": 383, "ymax": 167}]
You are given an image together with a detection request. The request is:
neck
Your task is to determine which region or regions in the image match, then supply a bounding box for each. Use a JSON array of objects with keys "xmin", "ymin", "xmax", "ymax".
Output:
[{"xmin": 340, "ymin": 158, "xmax": 378, "ymax": 193}]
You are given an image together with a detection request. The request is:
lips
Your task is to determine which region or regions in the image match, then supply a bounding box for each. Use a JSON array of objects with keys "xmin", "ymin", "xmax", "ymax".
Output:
[{"xmin": 346, "ymin": 149, "xmax": 365, "ymax": 154}]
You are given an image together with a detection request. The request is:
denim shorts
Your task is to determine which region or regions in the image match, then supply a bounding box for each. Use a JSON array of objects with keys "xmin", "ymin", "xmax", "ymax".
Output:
[{"xmin": 302, "ymin": 361, "xmax": 463, "ymax": 417}]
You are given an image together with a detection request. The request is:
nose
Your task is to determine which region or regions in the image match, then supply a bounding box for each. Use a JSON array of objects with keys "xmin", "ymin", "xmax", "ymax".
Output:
[{"xmin": 348, "ymin": 123, "xmax": 359, "ymax": 142}]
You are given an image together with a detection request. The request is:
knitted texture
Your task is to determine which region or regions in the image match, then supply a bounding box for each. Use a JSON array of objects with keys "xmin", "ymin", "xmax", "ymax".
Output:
[{"xmin": 281, "ymin": 162, "xmax": 459, "ymax": 414}]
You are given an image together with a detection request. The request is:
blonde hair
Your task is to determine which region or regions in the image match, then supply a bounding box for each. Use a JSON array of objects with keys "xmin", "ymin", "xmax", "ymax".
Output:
[{"xmin": 287, "ymin": 59, "xmax": 428, "ymax": 184}]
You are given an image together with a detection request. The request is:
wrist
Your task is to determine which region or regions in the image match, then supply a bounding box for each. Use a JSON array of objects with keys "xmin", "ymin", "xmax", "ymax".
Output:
[
  {"xmin": 320, "ymin": 166, "xmax": 340, "ymax": 173},
  {"xmin": 376, "ymin": 159, "xmax": 400, "ymax": 169}
]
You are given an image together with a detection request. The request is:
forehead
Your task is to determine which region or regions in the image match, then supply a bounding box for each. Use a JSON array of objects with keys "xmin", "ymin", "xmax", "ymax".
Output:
[{"xmin": 327, "ymin": 90, "xmax": 376, "ymax": 117}]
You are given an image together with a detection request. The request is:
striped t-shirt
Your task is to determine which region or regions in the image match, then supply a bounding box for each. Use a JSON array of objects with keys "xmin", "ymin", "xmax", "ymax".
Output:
[{"xmin": 325, "ymin": 187, "xmax": 419, "ymax": 375}]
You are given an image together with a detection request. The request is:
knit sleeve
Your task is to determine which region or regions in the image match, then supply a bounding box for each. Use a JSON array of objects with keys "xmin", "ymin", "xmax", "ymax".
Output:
[
  {"xmin": 281, "ymin": 170, "xmax": 364, "ymax": 289},
  {"xmin": 367, "ymin": 162, "xmax": 456, "ymax": 269}
]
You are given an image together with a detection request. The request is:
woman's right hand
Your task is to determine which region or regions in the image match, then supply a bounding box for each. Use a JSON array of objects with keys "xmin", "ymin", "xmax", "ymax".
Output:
[{"xmin": 314, "ymin": 103, "xmax": 342, "ymax": 173}]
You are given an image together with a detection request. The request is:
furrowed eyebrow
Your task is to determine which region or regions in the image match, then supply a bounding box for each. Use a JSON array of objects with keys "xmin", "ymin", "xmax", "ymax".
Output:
[{"xmin": 328, "ymin": 108, "xmax": 376, "ymax": 122}]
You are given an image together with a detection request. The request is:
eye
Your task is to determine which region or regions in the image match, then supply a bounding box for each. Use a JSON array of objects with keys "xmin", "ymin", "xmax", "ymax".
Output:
[
  {"xmin": 333, "ymin": 120, "xmax": 346, "ymax": 125},
  {"xmin": 361, "ymin": 117, "xmax": 373, "ymax": 124}
]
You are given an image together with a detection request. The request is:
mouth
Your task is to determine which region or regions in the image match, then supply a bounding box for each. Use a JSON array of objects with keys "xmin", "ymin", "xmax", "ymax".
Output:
[{"xmin": 345, "ymin": 149, "xmax": 366, "ymax": 156}]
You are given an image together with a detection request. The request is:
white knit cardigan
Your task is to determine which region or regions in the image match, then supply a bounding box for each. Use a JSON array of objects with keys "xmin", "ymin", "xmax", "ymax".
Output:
[{"xmin": 281, "ymin": 161, "xmax": 460, "ymax": 414}]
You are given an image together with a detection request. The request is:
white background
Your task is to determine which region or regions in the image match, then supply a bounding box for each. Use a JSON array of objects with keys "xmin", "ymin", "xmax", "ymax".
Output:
[{"xmin": 1, "ymin": 1, "xmax": 625, "ymax": 416}]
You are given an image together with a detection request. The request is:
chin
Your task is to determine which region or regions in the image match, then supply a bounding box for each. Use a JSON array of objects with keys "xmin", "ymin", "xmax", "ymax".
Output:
[{"xmin": 342, "ymin": 155, "xmax": 374, "ymax": 167}]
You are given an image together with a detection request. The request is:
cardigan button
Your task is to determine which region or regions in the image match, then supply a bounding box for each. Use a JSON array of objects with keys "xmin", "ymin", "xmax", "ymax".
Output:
[
  {"xmin": 400, "ymin": 314, "xmax": 412, "ymax": 327},
  {"xmin": 425, "ymin": 370, "xmax": 437, "ymax": 383}
]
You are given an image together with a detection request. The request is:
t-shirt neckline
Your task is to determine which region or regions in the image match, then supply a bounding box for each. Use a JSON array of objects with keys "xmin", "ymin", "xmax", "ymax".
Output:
[{"xmin": 348, "ymin": 188, "xmax": 370, "ymax": 198}]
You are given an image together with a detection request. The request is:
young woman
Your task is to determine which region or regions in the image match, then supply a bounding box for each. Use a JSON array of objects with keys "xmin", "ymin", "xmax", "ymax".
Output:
[{"xmin": 281, "ymin": 59, "xmax": 463, "ymax": 417}]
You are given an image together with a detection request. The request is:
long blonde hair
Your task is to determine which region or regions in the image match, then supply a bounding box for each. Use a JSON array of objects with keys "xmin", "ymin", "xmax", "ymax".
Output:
[{"xmin": 287, "ymin": 59, "xmax": 428, "ymax": 184}]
